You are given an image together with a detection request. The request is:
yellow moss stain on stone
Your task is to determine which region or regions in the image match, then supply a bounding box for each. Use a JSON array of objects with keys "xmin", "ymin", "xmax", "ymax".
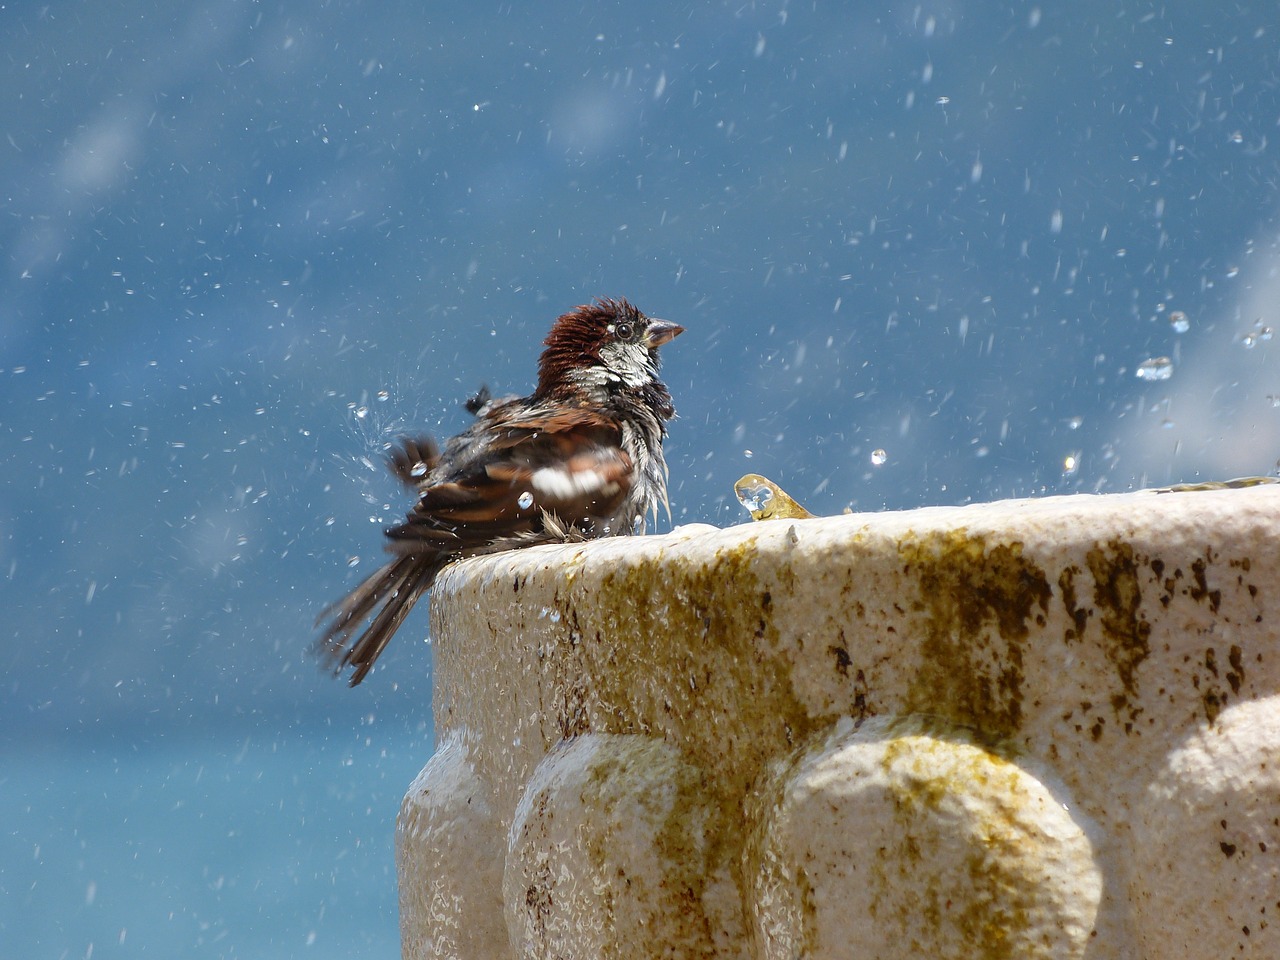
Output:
[
  {"xmin": 1057, "ymin": 566, "xmax": 1090, "ymax": 643},
  {"xmin": 495, "ymin": 532, "xmax": 850, "ymax": 959},
  {"xmin": 577, "ymin": 740, "xmax": 722, "ymax": 960},
  {"xmin": 880, "ymin": 727, "xmax": 1046, "ymax": 960},
  {"xmin": 543, "ymin": 538, "xmax": 821, "ymax": 957},
  {"xmin": 541, "ymin": 537, "xmax": 817, "ymax": 920},
  {"xmin": 897, "ymin": 531, "xmax": 1052, "ymax": 738},
  {"xmin": 1084, "ymin": 542, "xmax": 1151, "ymax": 718}
]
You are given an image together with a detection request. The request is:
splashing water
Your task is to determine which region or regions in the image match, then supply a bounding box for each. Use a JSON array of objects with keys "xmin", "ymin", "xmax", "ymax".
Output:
[
  {"xmin": 736, "ymin": 480, "xmax": 774, "ymax": 514},
  {"xmin": 734, "ymin": 474, "xmax": 815, "ymax": 521},
  {"xmin": 1241, "ymin": 320, "xmax": 1274, "ymax": 349},
  {"xmin": 1135, "ymin": 357, "xmax": 1174, "ymax": 381}
]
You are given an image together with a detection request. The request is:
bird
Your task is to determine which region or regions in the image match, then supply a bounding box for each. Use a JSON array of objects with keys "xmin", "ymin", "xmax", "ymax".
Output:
[{"xmin": 315, "ymin": 297, "xmax": 684, "ymax": 686}]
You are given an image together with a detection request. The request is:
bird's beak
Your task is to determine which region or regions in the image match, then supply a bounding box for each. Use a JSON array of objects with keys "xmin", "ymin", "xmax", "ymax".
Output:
[{"xmin": 644, "ymin": 319, "xmax": 685, "ymax": 348}]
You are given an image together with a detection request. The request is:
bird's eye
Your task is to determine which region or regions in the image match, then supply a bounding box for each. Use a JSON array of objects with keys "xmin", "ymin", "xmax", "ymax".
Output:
[{"xmin": 614, "ymin": 322, "xmax": 635, "ymax": 341}]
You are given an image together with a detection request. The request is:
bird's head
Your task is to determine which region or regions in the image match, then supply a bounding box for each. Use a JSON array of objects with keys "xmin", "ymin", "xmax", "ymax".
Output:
[{"xmin": 536, "ymin": 298, "xmax": 683, "ymax": 404}]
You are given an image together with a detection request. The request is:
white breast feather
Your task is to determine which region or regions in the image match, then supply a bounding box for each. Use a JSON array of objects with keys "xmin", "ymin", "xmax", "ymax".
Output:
[{"xmin": 531, "ymin": 465, "xmax": 618, "ymax": 500}]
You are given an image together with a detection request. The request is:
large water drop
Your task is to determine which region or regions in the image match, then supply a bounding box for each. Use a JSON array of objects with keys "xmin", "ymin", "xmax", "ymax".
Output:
[{"xmin": 736, "ymin": 480, "xmax": 774, "ymax": 514}]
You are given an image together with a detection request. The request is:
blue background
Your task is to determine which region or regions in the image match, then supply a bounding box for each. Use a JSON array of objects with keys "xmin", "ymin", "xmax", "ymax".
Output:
[{"xmin": 4, "ymin": 1, "xmax": 1279, "ymax": 956}]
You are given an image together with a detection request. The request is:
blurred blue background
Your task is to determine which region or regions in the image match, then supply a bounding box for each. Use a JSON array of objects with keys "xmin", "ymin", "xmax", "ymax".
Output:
[{"xmin": 3, "ymin": 1, "xmax": 1278, "ymax": 956}]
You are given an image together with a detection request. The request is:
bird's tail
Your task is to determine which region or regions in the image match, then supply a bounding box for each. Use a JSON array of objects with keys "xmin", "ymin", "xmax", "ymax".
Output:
[{"xmin": 314, "ymin": 551, "xmax": 448, "ymax": 686}]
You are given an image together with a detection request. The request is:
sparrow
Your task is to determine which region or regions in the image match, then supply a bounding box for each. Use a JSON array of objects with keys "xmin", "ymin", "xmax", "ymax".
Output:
[{"xmin": 316, "ymin": 297, "xmax": 684, "ymax": 686}]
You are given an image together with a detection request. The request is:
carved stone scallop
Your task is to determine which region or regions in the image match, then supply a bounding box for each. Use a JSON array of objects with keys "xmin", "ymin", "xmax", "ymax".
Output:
[{"xmin": 747, "ymin": 715, "xmax": 1102, "ymax": 960}]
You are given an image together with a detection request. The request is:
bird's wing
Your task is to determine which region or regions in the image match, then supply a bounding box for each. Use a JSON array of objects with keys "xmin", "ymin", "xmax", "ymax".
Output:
[{"xmin": 386, "ymin": 405, "xmax": 632, "ymax": 548}]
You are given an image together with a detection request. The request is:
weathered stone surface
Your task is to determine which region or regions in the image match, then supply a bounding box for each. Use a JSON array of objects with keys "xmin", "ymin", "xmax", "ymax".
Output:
[{"xmin": 397, "ymin": 485, "xmax": 1280, "ymax": 959}]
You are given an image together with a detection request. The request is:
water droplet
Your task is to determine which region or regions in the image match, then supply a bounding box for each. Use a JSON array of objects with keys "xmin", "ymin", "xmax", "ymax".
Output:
[
  {"xmin": 518, "ymin": 491, "xmax": 534, "ymax": 509},
  {"xmin": 743, "ymin": 449, "xmax": 754, "ymax": 459},
  {"xmin": 1066, "ymin": 416, "xmax": 1084, "ymax": 430},
  {"xmin": 376, "ymin": 390, "xmax": 389, "ymax": 402},
  {"xmin": 347, "ymin": 556, "xmax": 361, "ymax": 567},
  {"xmin": 409, "ymin": 462, "xmax": 428, "ymax": 478},
  {"xmin": 1169, "ymin": 311, "xmax": 1190, "ymax": 333},
  {"xmin": 1230, "ymin": 131, "xmax": 1244, "ymax": 144},
  {"xmin": 1135, "ymin": 357, "xmax": 1174, "ymax": 381},
  {"xmin": 870, "ymin": 448, "xmax": 888, "ymax": 466},
  {"xmin": 935, "ymin": 96, "xmax": 950, "ymax": 105},
  {"xmin": 1226, "ymin": 265, "xmax": 1240, "ymax": 278},
  {"xmin": 354, "ymin": 405, "xmax": 368, "ymax": 419},
  {"xmin": 736, "ymin": 480, "xmax": 774, "ymax": 513},
  {"xmin": 1062, "ymin": 454, "xmax": 1080, "ymax": 476},
  {"xmin": 549, "ymin": 610, "xmax": 561, "ymax": 623}
]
